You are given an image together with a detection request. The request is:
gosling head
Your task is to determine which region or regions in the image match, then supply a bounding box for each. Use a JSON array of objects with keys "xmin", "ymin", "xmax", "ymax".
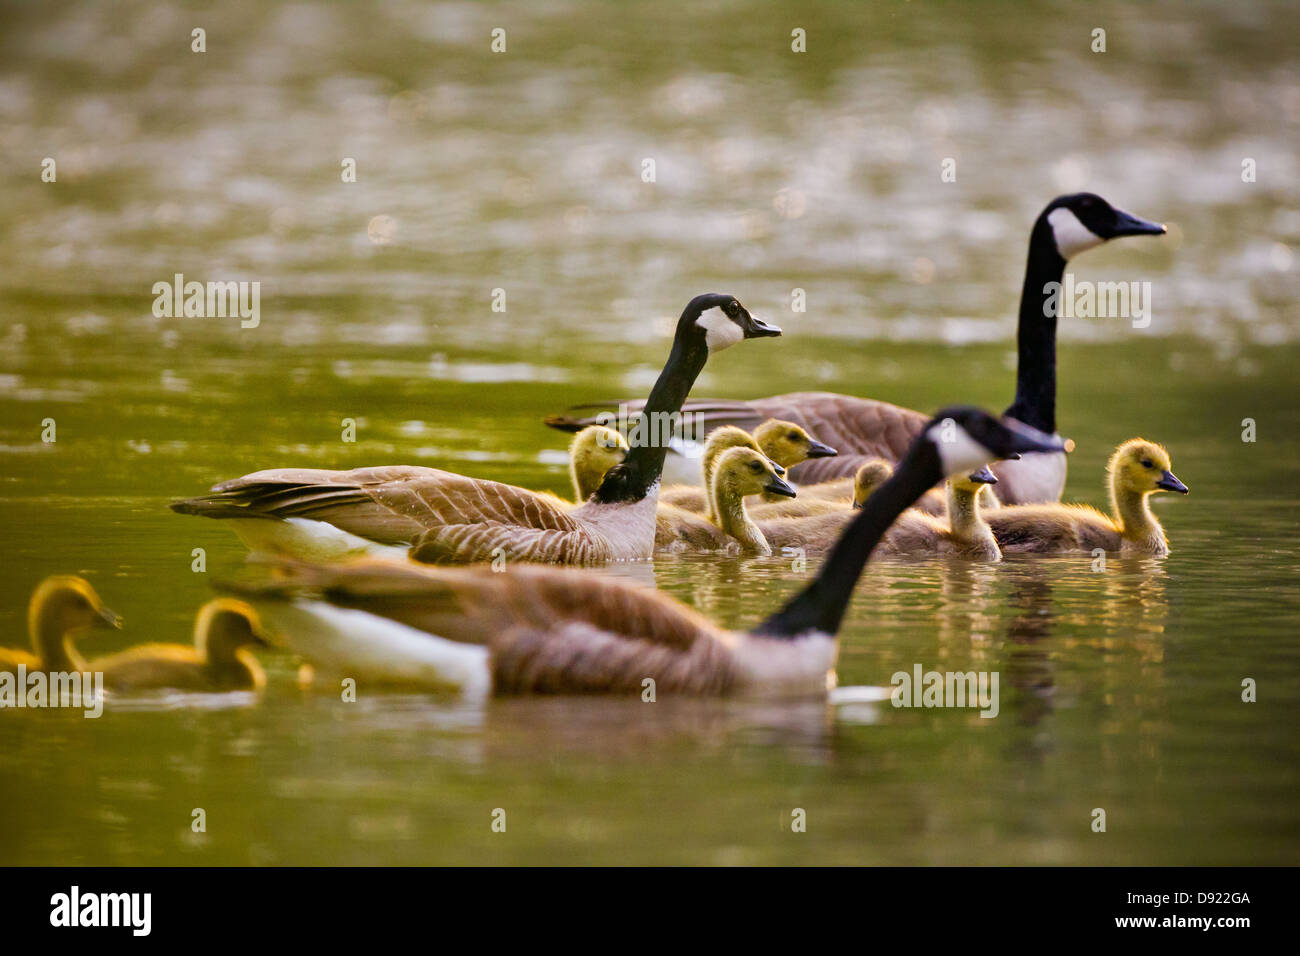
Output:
[
  {"xmin": 714, "ymin": 447, "xmax": 797, "ymax": 500},
  {"xmin": 1040, "ymin": 193, "xmax": 1166, "ymax": 261},
  {"xmin": 1109, "ymin": 439, "xmax": 1187, "ymax": 497},
  {"xmin": 195, "ymin": 598, "xmax": 272, "ymax": 659},
  {"xmin": 951, "ymin": 464, "xmax": 999, "ymax": 495},
  {"xmin": 852, "ymin": 459, "xmax": 894, "ymax": 509},
  {"xmin": 679, "ymin": 293, "xmax": 781, "ymax": 355},
  {"xmin": 923, "ymin": 407, "xmax": 1069, "ymax": 478},
  {"xmin": 703, "ymin": 425, "xmax": 785, "ymax": 476},
  {"xmin": 569, "ymin": 425, "xmax": 628, "ymax": 499},
  {"xmin": 752, "ymin": 420, "xmax": 838, "ymax": 468},
  {"xmin": 29, "ymin": 575, "xmax": 121, "ymax": 636}
]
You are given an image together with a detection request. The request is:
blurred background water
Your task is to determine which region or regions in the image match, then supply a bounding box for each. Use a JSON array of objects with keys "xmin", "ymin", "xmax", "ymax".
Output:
[{"xmin": 0, "ymin": 0, "xmax": 1297, "ymax": 864}]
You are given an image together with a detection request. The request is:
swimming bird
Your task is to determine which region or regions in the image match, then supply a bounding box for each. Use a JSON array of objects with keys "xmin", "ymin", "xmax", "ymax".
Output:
[
  {"xmin": 749, "ymin": 458, "xmax": 894, "ymax": 518},
  {"xmin": 567, "ymin": 425, "xmax": 628, "ymax": 501},
  {"xmin": 0, "ymin": 576, "xmax": 121, "ymax": 675},
  {"xmin": 88, "ymin": 599, "xmax": 271, "ymax": 692},
  {"xmin": 658, "ymin": 419, "xmax": 830, "ymax": 518},
  {"xmin": 545, "ymin": 194, "xmax": 1165, "ymax": 505},
  {"xmin": 655, "ymin": 446, "xmax": 796, "ymax": 554},
  {"xmin": 870, "ymin": 465, "xmax": 1002, "ymax": 560},
  {"xmin": 985, "ymin": 438, "xmax": 1187, "ymax": 555},
  {"xmin": 172, "ymin": 294, "xmax": 780, "ymax": 567},
  {"xmin": 228, "ymin": 408, "xmax": 1065, "ymax": 696}
]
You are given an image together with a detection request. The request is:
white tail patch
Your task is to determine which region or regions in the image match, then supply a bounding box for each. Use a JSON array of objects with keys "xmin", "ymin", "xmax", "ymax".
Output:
[
  {"xmin": 1047, "ymin": 207, "xmax": 1104, "ymax": 260},
  {"xmin": 229, "ymin": 517, "xmax": 409, "ymax": 562},
  {"xmin": 257, "ymin": 600, "xmax": 490, "ymax": 697},
  {"xmin": 695, "ymin": 307, "xmax": 744, "ymax": 352}
]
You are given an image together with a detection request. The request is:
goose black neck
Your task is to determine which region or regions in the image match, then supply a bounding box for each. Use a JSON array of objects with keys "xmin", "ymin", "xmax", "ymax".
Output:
[
  {"xmin": 593, "ymin": 339, "xmax": 708, "ymax": 504},
  {"xmin": 754, "ymin": 441, "xmax": 942, "ymax": 639},
  {"xmin": 1003, "ymin": 220, "xmax": 1066, "ymax": 435}
]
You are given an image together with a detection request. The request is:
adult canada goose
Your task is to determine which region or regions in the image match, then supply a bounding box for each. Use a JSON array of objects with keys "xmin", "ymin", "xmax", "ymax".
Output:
[
  {"xmin": 567, "ymin": 425, "xmax": 628, "ymax": 501},
  {"xmin": 230, "ymin": 408, "xmax": 1066, "ymax": 696},
  {"xmin": 871, "ymin": 465, "xmax": 1002, "ymax": 560},
  {"xmin": 172, "ymin": 294, "xmax": 780, "ymax": 567},
  {"xmin": 88, "ymin": 599, "xmax": 271, "ymax": 692},
  {"xmin": 546, "ymin": 193, "xmax": 1165, "ymax": 505},
  {"xmin": 985, "ymin": 438, "xmax": 1187, "ymax": 555},
  {"xmin": 0, "ymin": 576, "xmax": 121, "ymax": 675}
]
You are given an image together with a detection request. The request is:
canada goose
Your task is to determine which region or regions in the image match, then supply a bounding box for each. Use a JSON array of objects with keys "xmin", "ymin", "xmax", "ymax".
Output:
[
  {"xmin": 871, "ymin": 465, "xmax": 1002, "ymax": 560},
  {"xmin": 750, "ymin": 458, "xmax": 894, "ymax": 519},
  {"xmin": 231, "ymin": 409, "xmax": 1065, "ymax": 695},
  {"xmin": 567, "ymin": 425, "xmax": 628, "ymax": 501},
  {"xmin": 985, "ymin": 438, "xmax": 1187, "ymax": 555},
  {"xmin": 227, "ymin": 408, "xmax": 1065, "ymax": 695},
  {"xmin": 88, "ymin": 599, "xmax": 271, "ymax": 692},
  {"xmin": 172, "ymin": 294, "xmax": 780, "ymax": 567},
  {"xmin": 546, "ymin": 194, "xmax": 1165, "ymax": 505},
  {"xmin": 657, "ymin": 419, "xmax": 829, "ymax": 518},
  {"xmin": 0, "ymin": 576, "xmax": 121, "ymax": 675}
]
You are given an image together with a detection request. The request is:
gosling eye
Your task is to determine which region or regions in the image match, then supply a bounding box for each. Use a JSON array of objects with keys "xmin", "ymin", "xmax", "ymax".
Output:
[
  {"xmin": 787, "ymin": 432, "xmax": 800, "ymax": 441},
  {"xmin": 1140, "ymin": 458, "xmax": 1154, "ymax": 469},
  {"xmin": 749, "ymin": 461, "xmax": 763, "ymax": 474}
]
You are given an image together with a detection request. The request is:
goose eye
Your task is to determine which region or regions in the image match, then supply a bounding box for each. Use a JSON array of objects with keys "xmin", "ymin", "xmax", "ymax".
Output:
[
  {"xmin": 749, "ymin": 461, "xmax": 763, "ymax": 473},
  {"xmin": 1140, "ymin": 458, "xmax": 1154, "ymax": 469},
  {"xmin": 787, "ymin": 432, "xmax": 799, "ymax": 441}
]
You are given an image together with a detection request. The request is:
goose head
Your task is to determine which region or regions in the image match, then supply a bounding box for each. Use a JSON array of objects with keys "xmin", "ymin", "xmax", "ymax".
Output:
[
  {"xmin": 195, "ymin": 598, "xmax": 272, "ymax": 660},
  {"xmin": 703, "ymin": 425, "xmax": 785, "ymax": 476},
  {"xmin": 714, "ymin": 447, "xmax": 797, "ymax": 500},
  {"xmin": 679, "ymin": 293, "xmax": 781, "ymax": 355},
  {"xmin": 752, "ymin": 420, "xmax": 837, "ymax": 468},
  {"xmin": 1041, "ymin": 192, "xmax": 1166, "ymax": 261},
  {"xmin": 923, "ymin": 407, "xmax": 1069, "ymax": 478},
  {"xmin": 851, "ymin": 459, "xmax": 894, "ymax": 509},
  {"xmin": 951, "ymin": 463, "xmax": 999, "ymax": 495},
  {"xmin": 569, "ymin": 425, "xmax": 629, "ymax": 500},
  {"xmin": 1108, "ymin": 439, "xmax": 1187, "ymax": 498},
  {"xmin": 29, "ymin": 575, "xmax": 121, "ymax": 639}
]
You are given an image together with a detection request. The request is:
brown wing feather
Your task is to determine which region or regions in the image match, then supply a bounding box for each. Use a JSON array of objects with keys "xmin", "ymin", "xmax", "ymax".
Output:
[
  {"xmin": 240, "ymin": 559, "xmax": 722, "ymax": 654},
  {"xmin": 177, "ymin": 466, "xmax": 580, "ymax": 545}
]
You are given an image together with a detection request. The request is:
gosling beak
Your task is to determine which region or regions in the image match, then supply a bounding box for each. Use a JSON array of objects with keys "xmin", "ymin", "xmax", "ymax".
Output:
[
  {"xmin": 1002, "ymin": 453, "xmax": 1021, "ymax": 461},
  {"xmin": 805, "ymin": 439, "xmax": 838, "ymax": 459},
  {"xmin": 764, "ymin": 473, "xmax": 798, "ymax": 498},
  {"xmin": 1111, "ymin": 207, "xmax": 1167, "ymax": 238},
  {"xmin": 97, "ymin": 606, "xmax": 123, "ymax": 629},
  {"xmin": 1155, "ymin": 470, "xmax": 1188, "ymax": 494},
  {"xmin": 969, "ymin": 465, "xmax": 998, "ymax": 485},
  {"xmin": 741, "ymin": 314, "xmax": 782, "ymax": 339},
  {"xmin": 995, "ymin": 417, "xmax": 1070, "ymax": 457}
]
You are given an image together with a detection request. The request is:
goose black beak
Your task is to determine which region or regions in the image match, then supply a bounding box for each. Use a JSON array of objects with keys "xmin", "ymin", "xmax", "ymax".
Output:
[
  {"xmin": 741, "ymin": 315, "xmax": 782, "ymax": 339},
  {"xmin": 1156, "ymin": 470, "xmax": 1188, "ymax": 494},
  {"xmin": 996, "ymin": 417, "xmax": 1070, "ymax": 457},
  {"xmin": 805, "ymin": 440, "xmax": 838, "ymax": 459},
  {"xmin": 771, "ymin": 461, "xmax": 786, "ymax": 477},
  {"xmin": 764, "ymin": 474, "xmax": 798, "ymax": 498},
  {"xmin": 98, "ymin": 606, "xmax": 123, "ymax": 629},
  {"xmin": 969, "ymin": 465, "xmax": 998, "ymax": 485},
  {"xmin": 1111, "ymin": 208, "xmax": 1167, "ymax": 238}
]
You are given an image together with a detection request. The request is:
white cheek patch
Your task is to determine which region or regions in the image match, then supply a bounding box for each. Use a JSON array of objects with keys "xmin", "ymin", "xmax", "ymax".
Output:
[
  {"xmin": 1047, "ymin": 207, "xmax": 1104, "ymax": 260},
  {"xmin": 926, "ymin": 422, "xmax": 992, "ymax": 478},
  {"xmin": 695, "ymin": 307, "xmax": 745, "ymax": 352}
]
